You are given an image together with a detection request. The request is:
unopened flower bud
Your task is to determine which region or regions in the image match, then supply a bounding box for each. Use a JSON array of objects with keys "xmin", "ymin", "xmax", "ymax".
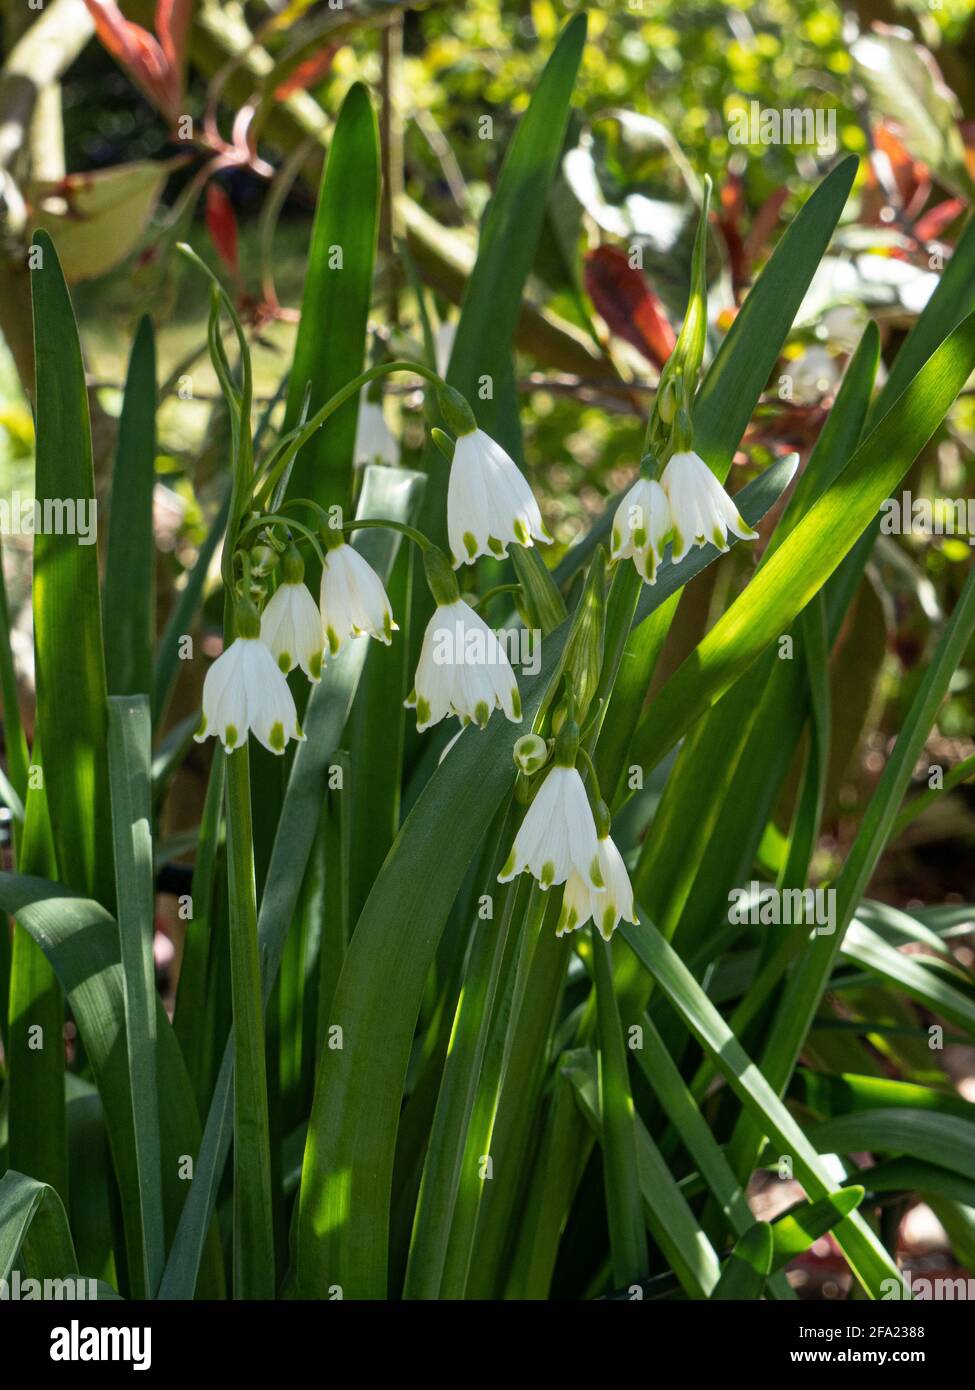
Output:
[{"xmin": 513, "ymin": 733, "xmax": 548, "ymax": 775}]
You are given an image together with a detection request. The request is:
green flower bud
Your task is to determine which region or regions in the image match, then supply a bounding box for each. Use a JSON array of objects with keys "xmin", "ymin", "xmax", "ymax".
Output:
[
  {"xmin": 657, "ymin": 377, "xmax": 678, "ymax": 425},
  {"xmin": 431, "ymin": 427, "xmax": 456, "ymax": 462},
  {"xmin": 249, "ymin": 543, "xmax": 278, "ymax": 577},
  {"xmin": 513, "ymin": 733, "xmax": 548, "ymax": 776},
  {"xmin": 561, "ymin": 547, "xmax": 606, "ymax": 726}
]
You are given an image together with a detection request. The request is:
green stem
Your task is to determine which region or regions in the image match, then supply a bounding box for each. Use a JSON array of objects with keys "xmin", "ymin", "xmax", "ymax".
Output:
[
  {"xmin": 254, "ymin": 359, "xmax": 457, "ymax": 506},
  {"xmin": 474, "ymin": 583, "xmax": 523, "ymax": 614},
  {"xmin": 340, "ymin": 517, "xmax": 432, "ymax": 552},
  {"xmin": 234, "ymin": 511, "xmax": 327, "ymax": 567},
  {"xmin": 224, "ymin": 742, "xmax": 276, "ymax": 1298}
]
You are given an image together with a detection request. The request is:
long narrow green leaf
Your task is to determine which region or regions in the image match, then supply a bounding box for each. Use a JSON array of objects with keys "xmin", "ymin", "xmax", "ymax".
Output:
[
  {"xmin": 284, "ymin": 81, "xmax": 379, "ymax": 515},
  {"xmin": 593, "ymin": 934, "xmax": 647, "ymax": 1287},
  {"xmin": 0, "ymin": 1170, "xmax": 77, "ymax": 1283},
  {"xmin": 421, "ymin": 12, "xmax": 587, "ymax": 514},
  {"xmin": 106, "ymin": 695, "xmax": 164, "ymax": 1296},
  {"xmin": 0, "ymin": 872, "xmax": 225, "ymax": 1298},
  {"xmin": 564, "ymin": 1048, "xmax": 721, "ymax": 1298},
  {"xmin": 619, "ymin": 914, "xmax": 904, "ymax": 1298},
  {"xmin": 739, "ymin": 560, "xmax": 975, "ymax": 1171},
  {"xmin": 770, "ymin": 1187, "xmax": 865, "ymax": 1272},
  {"xmin": 807, "ymin": 1110, "xmax": 975, "ymax": 1179},
  {"xmin": 30, "ymin": 228, "xmax": 114, "ymax": 908},
  {"xmin": 712, "ymin": 1222, "xmax": 773, "ymax": 1299},
  {"xmin": 104, "ymin": 317, "xmax": 156, "ymax": 699}
]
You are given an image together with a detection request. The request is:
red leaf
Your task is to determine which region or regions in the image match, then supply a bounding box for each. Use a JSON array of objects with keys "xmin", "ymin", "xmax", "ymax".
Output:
[
  {"xmin": 205, "ymin": 183, "xmax": 239, "ymax": 277},
  {"xmin": 584, "ymin": 245, "xmax": 676, "ymax": 370},
  {"xmin": 83, "ymin": 0, "xmax": 182, "ymax": 122},
  {"xmin": 274, "ymin": 45, "xmax": 338, "ymax": 101},
  {"xmin": 914, "ymin": 197, "xmax": 966, "ymax": 242}
]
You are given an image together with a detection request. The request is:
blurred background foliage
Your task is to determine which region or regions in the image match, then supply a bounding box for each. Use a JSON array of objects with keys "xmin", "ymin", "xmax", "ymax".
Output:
[{"xmin": 1, "ymin": 0, "xmax": 974, "ymax": 907}]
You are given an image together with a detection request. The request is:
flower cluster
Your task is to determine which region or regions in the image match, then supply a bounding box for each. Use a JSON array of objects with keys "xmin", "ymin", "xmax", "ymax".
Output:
[
  {"xmin": 196, "ymin": 407, "xmax": 544, "ymax": 755},
  {"xmin": 196, "ymin": 537, "xmax": 396, "ymax": 755},
  {"xmin": 610, "ymin": 450, "xmax": 757, "ymax": 583},
  {"xmin": 500, "ymin": 724, "xmax": 637, "ymax": 941}
]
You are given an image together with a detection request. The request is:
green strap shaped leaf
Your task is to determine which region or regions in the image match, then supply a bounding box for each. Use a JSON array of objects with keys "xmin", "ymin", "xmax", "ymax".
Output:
[
  {"xmin": 106, "ymin": 695, "xmax": 164, "ymax": 1297},
  {"xmin": 104, "ymin": 317, "xmax": 157, "ymax": 700},
  {"xmin": 284, "ymin": 81, "xmax": 380, "ymax": 516},
  {"xmin": 712, "ymin": 1221, "xmax": 773, "ymax": 1300},
  {"xmin": 30, "ymin": 228, "xmax": 114, "ymax": 909},
  {"xmin": 619, "ymin": 914, "xmax": 904, "ymax": 1299},
  {"xmin": 0, "ymin": 872, "xmax": 224, "ymax": 1298},
  {"xmin": 0, "ymin": 1170, "xmax": 78, "ymax": 1284}
]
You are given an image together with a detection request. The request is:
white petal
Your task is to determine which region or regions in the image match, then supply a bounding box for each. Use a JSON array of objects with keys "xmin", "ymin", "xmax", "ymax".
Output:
[
  {"xmin": 320, "ymin": 543, "xmax": 396, "ymax": 651},
  {"xmin": 592, "ymin": 835, "xmax": 638, "ymax": 940},
  {"xmin": 662, "ymin": 450, "xmax": 756, "ymax": 560},
  {"xmin": 408, "ymin": 600, "xmax": 521, "ymax": 730},
  {"xmin": 499, "ymin": 765, "xmax": 600, "ymax": 889},
  {"xmin": 448, "ymin": 429, "xmax": 548, "ymax": 568},
  {"xmin": 556, "ymin": 873, "xmax": 595, "ymax": 937},
  {"xmin": 260, "ymin": 581, "xmax": 324, "ymax": 682},
  {"xmin": 240, "ymin": 638, "xmax": 303, "ymax": 755}
]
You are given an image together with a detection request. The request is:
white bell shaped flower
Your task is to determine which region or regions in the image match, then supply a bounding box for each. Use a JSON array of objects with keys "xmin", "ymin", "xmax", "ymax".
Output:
[
  {"xmin": 498, "ymin": 763, "xmax": 603, "ymax": 892},
  {"xmin": 556, "ymin": 833, "xmax": 638, "ymax": 941},
  {"xmin": 406, "ymin": 598, "xmax": 522, "ymax": 731},
  {"xmin": 661, "ymin": 449, "xmax": 757, "ymax": 564},
  {"xmin": 447, "ymin": 427, "xmax": 550, "ymax": 568},
  {"xmin": 610, "ymin": 475, "xmax": 673, "ymax": 583},
  {"xmin": 319, "ymin": 539, "xmax": 397, "ymax": 655},
  {"xmin": 354, "ymin": 391, "xmax": 400, "ymax": 468},
  {"xmin": 260, "ymin": 579, "xmax": 324, "ymax": 682},
  {"xmin": 195, "ymin": 634, "xmax": 304, "ymax": 756}
]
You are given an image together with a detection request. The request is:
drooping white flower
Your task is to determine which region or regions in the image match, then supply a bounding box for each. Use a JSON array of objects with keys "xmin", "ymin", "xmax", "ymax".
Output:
[
  {"xmin": 661, "ymin": 450, "xmax": 757, "ymax": 564},
  {"xmin": 354, "ymin": 390, "xmax": 400, "ymax": 468},
  {"xmin": 194, "ymin": 636, "xmax": 304, "ymax": 755},
  {"xmin": 610, "ymin": 475, "xmax": 673, "ymax": 583},
  {"xmin": 319, "ymin": 540, "xmax": 397, "ymax": 655},
  {"xmin": 406, "ymin": 598, "xmax": 522, "ymax": 731},
  {"xmin": 260, "ymin": 579, "xmax": 324, "ymax": 682},
  {"xmin": 556, "ymin": 834, "xmax": 637, "ymax": 941},
  {"xmin": 447, "ymin": 428, "xmax": 550, "ymax": 568},
  {"xmin": 498, "ymin": 764, "xmax": 603, "ymax": 892}
]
